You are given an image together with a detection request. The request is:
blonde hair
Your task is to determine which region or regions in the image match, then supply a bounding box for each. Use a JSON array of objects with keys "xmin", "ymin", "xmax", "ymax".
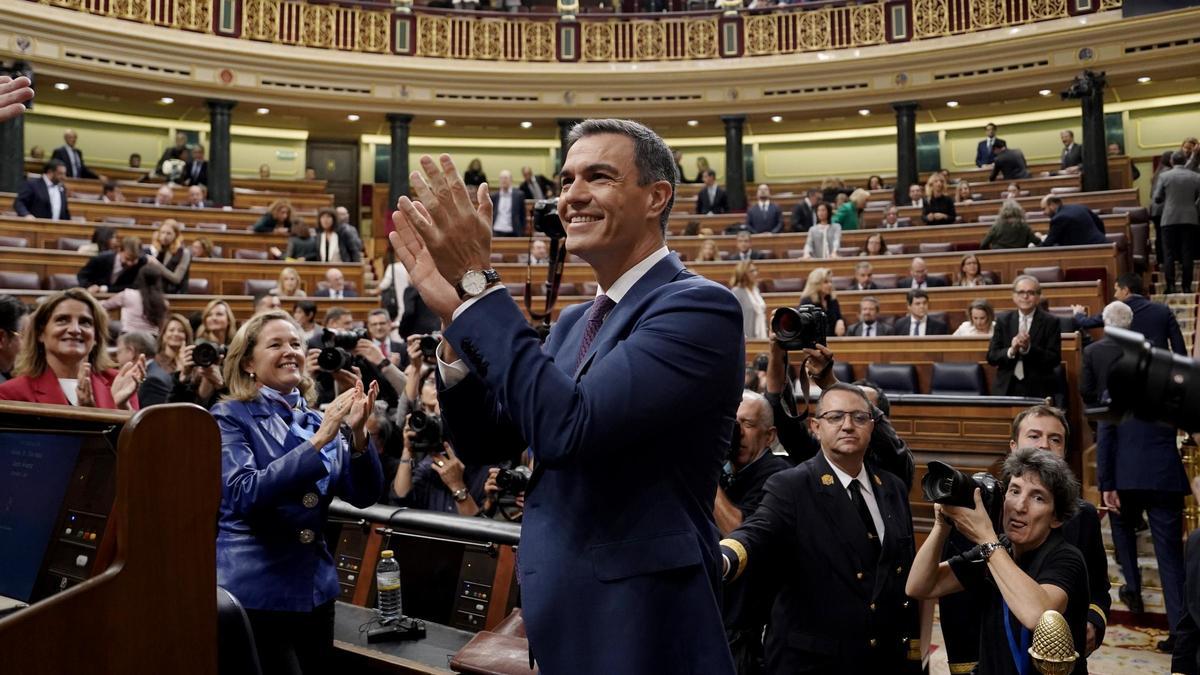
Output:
[
  {"xmin": 158, "ymin": 313, "xmax": 194, "ymax": 358},
  {"xmin": 697, "ymin": 237, "xmax": 719, "ymax": 262},
  {"xmin": 15, "ymin": 288, "xmax": 113, "ymax": 377},
  {"xmin": 730, "ymin": 260, "xmax": 757, "ymax": 289},
  {"xmin": 196, "ymin": 298, "xmax": 238, "ymax": 346},
  {"xmin": 801, "ymin": 267, "xmax": 836, "ymax": 301},
  {"xmin": 277, "ymin": 267, "xmax": 302, "ymax": 295},
  {"xmin": 222, "ymin": 311, "xmax": 314, "ymax": 402},
  {"xmin": 849, "ymin": 188, "xmax": 871, "ymax": 208},
  {"xmin": 158, "ymin": 218, "xmax": 184, "ymax": 254}
]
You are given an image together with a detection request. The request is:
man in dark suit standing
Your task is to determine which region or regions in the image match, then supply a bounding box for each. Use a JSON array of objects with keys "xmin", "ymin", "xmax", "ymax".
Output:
[
  {"xmin": 518, "ymin": 166, "xmax": 555, "ymax": 202},
  {"xmin": 721, "ymin": 384, "xmax": 922, "ymax": 674},
  {"xmin": 987, "ymin": 275, "xmax": 1061, "ymax": 398},
  {"xmin": 77, "ymin": 236, "xmax": 145, "ymax": 293},
  {"xmin": 1153, "ymin": 151, "xmax": 1200, "ymax": 293},
  {"xmin": 988, "ymin": 139, "xmax": 1032, "ymax": 182},
  {"xmin": 790, "ymin": 189, "xmax": 820, "ymax": 233},
  {"xmin": 745, "ymin": 184, "xmax": 782, "ymax": 234},
  {"xmin": 1072, "ymin": 273, "xmax": 1187, "ymax": 354},
  {"xmin": 313, "ymin": 268, "xmax": 358, "ymax": 299},
  {"xmin": 184, "ymin": 144, "xmax": 209, "ymax": 186},
  {"xmin": 846, "ymin": 297, "xmax": 892, "ymax": 337},
  {"xmin": 975, "ymin": 122, "xmax": 998, "ymax": 167},
  {"xmin": 388, "ymin": 120, "xmax": 740, "ymax": 673},
  {"xmin": 489, "ymin": 170, "xmax": 526, "ymax": 237},
  {"xmin": 14, "ymin": 160, "xmax": 70, "ymax": 221},
  {"xmin": 695, "ymin": 169, "xmax": 728, "ymax": 215},
  {"xmin": 898, "ymin": 257, "xmax": 948, "ymax": 289},
  {"xmin": 1039, "ymin": 195, "xmax": 1106, "ymax": 247},
  {"xmin": 1059, "ymin": 130, "xmax": 1083, "ymax": 174},
  {"xmin": 893, "ymin": 289, "xmax": 948, "ymax": 336},
  {"xmin": 51, "ymin": 129, "xmax": 100, "ymax": 179}
]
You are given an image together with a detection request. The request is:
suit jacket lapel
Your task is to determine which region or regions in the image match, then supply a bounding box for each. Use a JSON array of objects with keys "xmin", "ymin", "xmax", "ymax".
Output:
[
  {"xmin": 31, "ymin": 369, "xmax": 69, "ymax": 405},
  {"xmin": 811, "ymin": 453, "xmax": 873, "ymax": 594},
  {"xmin": 870, "ymin": 466, "xmax": 903, "ymax": 599}
]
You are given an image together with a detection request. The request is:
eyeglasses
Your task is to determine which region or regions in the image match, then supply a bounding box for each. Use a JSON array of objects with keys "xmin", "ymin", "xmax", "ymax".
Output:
[{"xmin": 814, "ymin": 410, "xmax": 875, "ymax": 426}]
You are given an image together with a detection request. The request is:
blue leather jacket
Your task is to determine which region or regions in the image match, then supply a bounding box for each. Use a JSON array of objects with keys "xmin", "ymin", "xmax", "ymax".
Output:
[{"xmin": 212, "ymin": 393, "xmax": 383, "ymax": 612}]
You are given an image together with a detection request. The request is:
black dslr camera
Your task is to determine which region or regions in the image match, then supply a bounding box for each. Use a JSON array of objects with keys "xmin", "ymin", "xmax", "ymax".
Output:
[
  {"xmin": 407, "ymin": 410, "xmax": 443, "ymax": 454},
  {"xmin": 532, "ymin": 199, "xmax": 565, "ymax": 239},
  {"xmin": 418, "ymin": 334, "xmax": 440, "ymax": 364},
  {"xmin": 771, "ymin": 305, "xmax": 828, "ymax": 351},
  {"xmin": 495, "ymin": 465, "xmax": 532, "ymax": 495},
  {"xmin": 1090, "ymin": 326, "xmax": 1200, "ymax": 432},
  {"xmin": 193, "ymin": 339, "xmax": 226, "ymax": 368},
  {"xmin": 318, "ymin": 327, "xmax": 368, "ymax": 372},
  {"xmin": 922, "ymin": 460, "xmax": 1003, "ymax": 524}
]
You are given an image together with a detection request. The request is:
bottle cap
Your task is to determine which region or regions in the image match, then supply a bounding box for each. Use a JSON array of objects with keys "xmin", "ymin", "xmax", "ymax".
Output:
[{"xmin": 380, "ymin": 550, "xmax": 394, "ymax": 559}]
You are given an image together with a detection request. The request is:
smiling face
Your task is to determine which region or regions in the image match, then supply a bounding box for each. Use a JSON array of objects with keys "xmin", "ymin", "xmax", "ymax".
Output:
[
  {"xmin": 205, "ymin": 303, "xmax": 231, "ymax": 336},
  {"xmin": 243, "ymin": 319, "xmax": 305, "ymax": 394},
  {"xmin": 367, "ymin": 313, "xmax": 391, "ymax": 341},
  {"xmin": 1003, "ymin": 473, "xmax": 1060, "ymax": 552},
  {"xmin": 866, "ymin": 235, "xmax": 883, "ymax": 254},
  {"xmin": 162, "ymin": 318, "xmax": 187, "ymax": 351},
  {"xmin": 39, "ymin": 299, "xmax": 96, "ymax": 371}
]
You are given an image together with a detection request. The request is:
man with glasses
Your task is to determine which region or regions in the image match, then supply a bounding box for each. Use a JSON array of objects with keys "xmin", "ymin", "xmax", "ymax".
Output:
[
  {"xmin": 987, "ymin": 275, "xmax": 1061, "ymax": 398},
  {"xmin": 720, "ymin": 383, "xmax": 921, "ymax": 674}
]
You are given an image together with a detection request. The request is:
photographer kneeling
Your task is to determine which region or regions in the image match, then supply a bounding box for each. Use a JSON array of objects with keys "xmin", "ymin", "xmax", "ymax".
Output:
[{"xmin": 907, "ymin": 448, "xmax": 1090, "ymax": 675}]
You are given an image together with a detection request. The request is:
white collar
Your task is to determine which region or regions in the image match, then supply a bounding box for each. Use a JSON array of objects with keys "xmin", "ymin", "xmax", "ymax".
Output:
[
  {"xmin": 42, "ymin": 175, "xmax": 58, "ymax": 189},
  {"xmin": 598, "ymin": 246, "xmax": 670, "ymax": 304},
  {"xmin": 827, "ymin": 455, "xmax": 872, "ymax": 496}
]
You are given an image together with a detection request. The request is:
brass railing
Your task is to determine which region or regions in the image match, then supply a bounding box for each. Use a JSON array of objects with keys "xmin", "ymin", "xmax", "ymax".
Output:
[{"xmin": 27, "ymin": 0, "xmax": 1122, "ymax": 62}]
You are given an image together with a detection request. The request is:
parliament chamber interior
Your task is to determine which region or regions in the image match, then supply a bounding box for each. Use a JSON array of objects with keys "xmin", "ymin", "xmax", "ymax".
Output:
[{"xmin": 3, "ymin": 0, "xmax": 1200, "ymax": 673}]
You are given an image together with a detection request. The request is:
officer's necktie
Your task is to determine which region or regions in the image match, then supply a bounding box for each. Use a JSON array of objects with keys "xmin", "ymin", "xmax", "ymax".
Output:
[
  {"xmin": 849, "ymin": 480, "xmax": 882, "ymax": 557},
  {"xmin": 575, "ymin": 295, "xmax": 615, "ymax": 369}
]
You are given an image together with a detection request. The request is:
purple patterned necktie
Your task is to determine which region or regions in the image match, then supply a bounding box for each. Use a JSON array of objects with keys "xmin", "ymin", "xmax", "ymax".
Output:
[{"xmin": 575, "ymin": 294, "xmax": 616, "ymax": 369}]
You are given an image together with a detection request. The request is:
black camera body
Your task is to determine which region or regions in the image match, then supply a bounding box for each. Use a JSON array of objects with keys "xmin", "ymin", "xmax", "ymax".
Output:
[
  {"xmin": 495, "ymin": 465, "xmax": 531, "ymax": 495},
  {"xmin": 771, "ymin": 305, "xmax": 828, "ymax": 351},
  {"xmin": 532, "ymin": 199, "xmax": 565, "ymax": 239},
  {"xmin": 1092, "ymin": 326, "xmax": 1200, "ymax": 432},
  {"xmin": 418, "ymin": 334, "xmax": 440, "ymax": 364},
  {"xmin": 922, "ymin": 460, "xmax": 1003, "ymax": 524},
  {"xmin": 1061, "ymin": 69, "xmax": 1106, "ymax": 100},
  {"xmin": 318, "ymin": 328, "xmax": 368, "ymax": 372},
  {"xmin": 408, "ymin": 410, "xmax": 444, "ymax": 454},
  {"xmin": 193, "ymin": 340, "xmax": 227, "ymax": 368}
]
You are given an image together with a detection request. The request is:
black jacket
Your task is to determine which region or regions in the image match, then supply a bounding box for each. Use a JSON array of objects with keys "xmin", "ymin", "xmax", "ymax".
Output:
[
  {"xmin": 76, "ymin": 251, "xmax": 144, "ymax": 292},
  {"xmin": 14, "ymin": 176, "xmax": 71, "ymax": 220},
  {"xmin": 987, "ymin": 308, "xmax": 1062, "ymax": 398},
  {"xmin": 1041, "ymin": 204, "xmax": 1106, "ymax": 247},
  {"xmin": 51, "ymin": 145, "xmax": 99, "ymax": 179},
  {"xmin": 696, "ymin": 186, "xmax": 729, "ymax": 215},
  {"xmin": 184, "ymin": 160, "xmax": 209, "ymax": 186},
  {"xmin": 989, "ymin": 149, "xmax": 1032, "ymax": 181}
]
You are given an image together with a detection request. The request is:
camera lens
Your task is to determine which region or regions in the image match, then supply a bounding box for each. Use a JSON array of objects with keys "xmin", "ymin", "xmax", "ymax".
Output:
[{"xmin": 317, "ymin": 347, "xmax": 350, "ymax": 372}]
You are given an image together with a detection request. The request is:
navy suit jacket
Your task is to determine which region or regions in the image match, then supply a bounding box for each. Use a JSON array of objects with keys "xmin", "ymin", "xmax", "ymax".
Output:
[
  {"xmin": 696, "ymin": 185, "xmax": 729, "ymax": 215},
  {"xmin": 439, "ymin": 253, "xmax": 741, "ymax": 673},
  {"xmin": 490, "ymin": 189, "xmax": 527, "ymax": 237},
  {"xmin": 975, "ymin": 139, "xmax": 996, "ymax": 167},
  {"xmin": 745, "ymin": 202, "xmax": 783, "ymax": 234},
  {"xmin": 987, "ymin": 308, "xmax": 1061, "ymax": 397},
  {"xmin": 211, "ymin": 394, "xmax": 383, "ymax": 611},
  {"xmin": 313, "ymin": 287, "xmax": 359, "ymax": 298},
  {"xmin": 1075, "ymin": 294, "xmax": 1186, "ymax": 355},
  {"xmin": 52, "ymin": 145, "xmax": 99, "ymax": 179},
  {"xmin": 1041, "ymin": 204, "xmax": 1106, "ymax": 247},
  {"xmin": 14, "ymin": 177, "xmax": 71, "ymax": 220}
]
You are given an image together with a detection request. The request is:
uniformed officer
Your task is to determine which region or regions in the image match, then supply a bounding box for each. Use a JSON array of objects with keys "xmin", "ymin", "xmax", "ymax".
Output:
[{"xmin": 721, "ymin": 383, "xmax": 922, "ymax": 674}]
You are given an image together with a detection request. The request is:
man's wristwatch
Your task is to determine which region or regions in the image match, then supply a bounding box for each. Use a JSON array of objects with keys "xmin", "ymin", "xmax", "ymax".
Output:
[
  {"xmin": 979, "ymin": 540, "xmax": 1005, "ymax": 562},
  {"xmin": 455, "ymin": 268, "xmax": 501, "ymax": 300},
  {"xmin": 452, "ymin": 487, "xmax": 470, "ymax": 503}
]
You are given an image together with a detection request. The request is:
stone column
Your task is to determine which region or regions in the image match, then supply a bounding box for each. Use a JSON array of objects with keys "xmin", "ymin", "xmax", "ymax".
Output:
[
  {"xmin": 387, "ymin": 113, "xmax": 414, "ymax": 212},
  {"xmin": 1077, "ymin": 73, "xmax": 1109, "ymax": 192},
  {"xmin": 892, "ymin": 101, "xmax": 919, "ymax": 203},
  {"xmin": 0, "ymin": 64, "xmax": 29, "ymax": 194},
  {"xmin": 721, "ymin": 114, "xmax": 747, "ymax": 212},
  {"xmin": 205, "ymin": 99, "xmax": 236, "ymax": 206}
]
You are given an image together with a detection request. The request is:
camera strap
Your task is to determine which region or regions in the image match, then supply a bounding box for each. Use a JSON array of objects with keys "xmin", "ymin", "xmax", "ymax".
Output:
[
  {"xmin": 1002, "ymin": 596, "xmax": 1032, "ymax": 675},
  {"xmin": 777, "ymin": 351, "xmax": 814, "ymax": 421},
  {"xmin": 524, "ymin": 235, "xmax": 567, "ymax": 342}
]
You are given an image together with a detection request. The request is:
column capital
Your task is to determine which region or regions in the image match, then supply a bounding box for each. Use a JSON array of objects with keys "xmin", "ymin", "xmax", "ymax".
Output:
[
  {"xmin": 720, "ymin": 114, "xmax": 746, "ymax": 125},
  {"xmin": 387, "ymin": 113, "xmax": 414, "ymax": 125},
  {"xmin": 891, "ymin": 101, "xmax": 919, "ymax": 114},
  {"xmin": 205, "ymin": 99, "xmax": 237, "ymax": 112}
]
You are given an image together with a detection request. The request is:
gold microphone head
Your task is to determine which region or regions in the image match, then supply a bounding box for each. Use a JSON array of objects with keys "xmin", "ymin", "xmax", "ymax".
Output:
[{"xmin": 1028, "ymin": 610, "xmax": 1079, "ymax": 675}]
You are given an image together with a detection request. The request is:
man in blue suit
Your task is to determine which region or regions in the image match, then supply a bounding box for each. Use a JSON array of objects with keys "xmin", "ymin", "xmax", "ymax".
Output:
[
  {"xmin": 975, "ymin": 122, "xmax": 998, "ymax": 167},
  {"xmin": 1072, "ymin": 273, "xmax": 1186, "ymax": 355},
  {"xmin": 388, "ymin": 119, "xmax": 742, "ymax": 673},
  {"xmin": 1039, "ymin": 196, "xmax": 1106, "ymax": 247}
]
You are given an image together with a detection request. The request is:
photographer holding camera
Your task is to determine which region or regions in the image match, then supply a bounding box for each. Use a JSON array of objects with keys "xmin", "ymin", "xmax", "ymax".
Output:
[
  {"xmin": 169, "ymin": 337, "xmax": 227, "ymax": 408},
  {"xmin": 304, "ymin": 307, "xmax": 405, "ymax": 410},
  {"xmin": 390, "ymin": 400, "xmax": 491, "ymax": 516},
  {"xmin": 908, "ymin": 448, "xmax": 1090, "ymax": 675},
  {"xmin": 481, "ymin": 454, "xmax": 532, "ymax": 522}
]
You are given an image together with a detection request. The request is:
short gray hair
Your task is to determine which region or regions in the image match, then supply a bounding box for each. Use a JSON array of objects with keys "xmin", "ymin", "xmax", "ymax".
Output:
[
  {"xmin": 741, "ymin": 390, "xmax": 774, "ymax": 429},
  {"xmin": 1101, "ymin": 301, "xmax": 1132, "ymax": 329},
  {"xmin": 565, "ymin": 119, "xmax": 676, "ymax": 233},
  {"xmin": 1011, "ymin": 274, "xmax": 1041, "ymax": 292},
  {"xmin": 1002, "ymin": 448, "xmax": 1080, "ymax": 523},
  {"xmin": 118, "ymin": 331, "xmax": 158, "ymax": 359}
]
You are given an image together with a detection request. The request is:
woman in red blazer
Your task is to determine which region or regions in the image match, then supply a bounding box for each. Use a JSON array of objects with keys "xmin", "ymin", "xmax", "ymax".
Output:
[{"xmin": 0, "ymin": 288, "xmax": 144, "ymax": 409}]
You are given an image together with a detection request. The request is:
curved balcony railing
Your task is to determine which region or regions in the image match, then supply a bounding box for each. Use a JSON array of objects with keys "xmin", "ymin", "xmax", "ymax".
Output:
[{"xmin": 29, "ymin": 0, "xmax": 1123, "ymax": 63}]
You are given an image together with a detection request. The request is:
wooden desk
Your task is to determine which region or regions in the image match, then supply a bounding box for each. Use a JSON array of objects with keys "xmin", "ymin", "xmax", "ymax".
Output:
[
  {"xmin": 1, "ymin": 192, "xmax": 278, "ymax": 230},
  {"xmin": 61, "ymin": 178, "xmax": 334, "ymax": 211},
  {"xmin": 0, "ymin": 246, "xmax": 363, "ymax": 296},
  {"xmin": 0, "ymin": 216, "xmax": 288, "ymax": 256}
]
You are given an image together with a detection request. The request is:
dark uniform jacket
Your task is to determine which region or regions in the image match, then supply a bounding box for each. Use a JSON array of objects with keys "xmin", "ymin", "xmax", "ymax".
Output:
[{"xmin": 722, "ymin": 452, "xmax": 921, "ymax": 674}]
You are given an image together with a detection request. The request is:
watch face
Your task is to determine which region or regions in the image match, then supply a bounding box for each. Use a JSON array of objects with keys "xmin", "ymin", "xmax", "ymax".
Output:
[{"xmin": 461, "ymin": 270, "xmax": 487, "ymax": 295}]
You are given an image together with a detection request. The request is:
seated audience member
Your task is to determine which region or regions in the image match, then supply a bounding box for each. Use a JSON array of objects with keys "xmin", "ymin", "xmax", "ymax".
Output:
[
  {"xmin": 293, "ymin": 301, "xmax": 319, "ymax": 343},
  {"xmin": 211, "ymin": 311, "xmax": 382, "ymax": 675},
  {"xmin": 696, "ymin": 169, "xmax": 729, "ymax": 215},
  {"xmin": 190, "ymin": 237, "xmax": 214, "ymax": 259},
  {"xmin": 156, "ymin": 132, "xmax": 189, "ymax": 175},
  {"xmin": 1058, "ymin": 130, "xmax": 1083, "ymax": 174},
  {"xmin": 14, "ymin": 159, "xmax": 70, "ymax": 220},
  {"xmin": 907, "ymin": 448, "xmax": 1089, "ymax": 675},
  {"xmin": 185, "ymin": 185, "xmax": 207, "ymax": 208},
  {"xmin": 682, "ymin": 220, "xmax": 702, "ymax": 236},
  {"xmin": 1107, "ymin": 143, "xmax": 1140, "ymax": 180},
  {"xmin": 529, "ymin": 239, "xmax": 550, "ymax": 264},
  {"xmin": 153, "ymin": 184, "xmax": 175, "ymax": 206},
  {"xmin": 803, "ymin": 215, "xmax": 841, "ymax": 260},
  {"xmin": 905, "ymin": 182, "xmax": 925, "ymax": 208},
  {"xmin": 746, "ymin": 184, "xmax": 783, "ymax": 234},
  {"xmin": 730, "ymin": 261, "xmax": 767, "ymax": 340},
  {"xmin": 0, "ymin": 288, "xmax": 144, "ymax": 409},
  {"xmin": 832, "ymin": 188, "xmax": 869, "ymax": 231},
  {"xmin": 184, "ymin": 145, "xmax": 208, "ymax": 186},
  {"xmin": 952, "ymin": 298, "xmax": 995, "ymax": 336},
  {"xmin": 895, "ymin": 289, "xmax": 949, "ymax": 336},
  {"xmin": 316, "ymin": 268, "xmax": 357, "ymax": 299},
  {"xmin": 789, "ymin": 189, "xmax": 821, "ymax": 233},
  {"xmin": 731, "ymin": 229, "xmax": 765, "ymax": 261},
  {"xmin": 0, "ymin": 295, "xmax": 31, "ymax": 384},
  {"xmin": 257, "ymin": 163, "xmax": 271, "ymax": 179},
  {"xmin": 156, "ymin": 313, "xmax": 192, "ymax": 378},
  {"xmin": 899, "ymin": 256, "xmax": 948, "ymax": 289},
  {"xmin": 861, "ymin": 232, "xmax": 889, "ymax": 257},
  {"xmin": 101, "ymin": 265, "xmax": 168, "ymax": 337},
  {"xmin": 921, "ymin": 175, "xmax": 957, "ymax": 225},
  {"xmin": 147, "ymin": 219, "xmax": 190, "ymax": 294},
  {"xmin": 116, "ymin": 331, "xmax": 171, "ymax": 407},
  {"xmin": 987, "ymin": 275, "xmax": 1061, "ymax": 398},
  {"xmin": 29, "ymin": 145, "xmax": 45, "ymax": 159},
  {"xmin": 101, "ymin": 181, "xmax": 125, "ymax": 203},
  {"xmin": 78, "ymin": 225, "xmax": 119, "ymax": 255},
  {"xmin": 490, "ymin": 170, "xmax": 527, "ymax": 237},
  {"xmin": 720, "ymin": 383, "xmax": 921, "ymax": 674},
  {"xmin": 196, "ymin": 298, "xmax": 237, "ymax": 348},
  {"xmin": 129, "ymin": 153, "xmax": 142, "ymax": 169},
  {"xmin": 851, "ymin": 261, "xmax": 877, "ymax": 290},
  {"xmin": 955, "ymin": 181, "xmax": 974, "ymax": 204},
  {"xmin": 304, "ymin": 167, "xmax": 317, "ymax": 180},
  {"xmin": 956, "ymin": 253, "xmax": 989, "ymax": 287},
  {"xmin": 170, "ymin": 299, "xmax": 237, "ymax": 409},
  {"xmin": 696, "ymin": 237, "xmax": 720, "ymax": 262},
  {"xmin": 798, "ymin": 267, "xmax": 846, "ymax": 336},
  {"xmin": 463, "ymin": 158, "xmax": 487, "ymax": 187},
  {"xmin": 881, "ymin": 205, "xmax": 902, "ymax": 229},
  {"xmin": 266, "ymin": 218, "xmax": 316, "ymax": 262},
  {"xmin": 866, "ymin": 174, "xmax": 886, "ymax": 191},
  {"xmin": 989, "ymin": 139, "xmax": 1033, "ymax": 181},
  {"xmin": 981, "ymin": 199, "xmax": 1040, "ymax": 250},
  {"xmin": 1039, "ymin": 196, "xmax": 1106, "ymax": 247},
  {"xmin": 519, "ymin": 166, "xmax": 555, "ymax": 201},
  {"xmin": 253, "ymin": 199, "xmax": 295, "ymax": 234},
  {"xmin": 78, "ymin": 236, "xmax": 146, "ymax": 294},
  {"xmin": 314, "ymin": 207, "xmax": 363, "ymax": 263},
  {"xmin": 847, "ymin": 296, "xmax": 891, "ymax": 337},
  {"xmin": 999, "ymin": 182, "xmax": 1020, "ymax": 200},
  {"xmin": 271, "ymin": 267, "xmax": 306, "ymax": 297},
  {"xmin": 252, "ymin": 292, "xmax": 282, "ymax": 316}
]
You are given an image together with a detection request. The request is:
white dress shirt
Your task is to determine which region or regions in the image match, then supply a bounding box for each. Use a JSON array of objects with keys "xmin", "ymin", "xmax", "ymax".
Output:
[
  {"xmin": 908, "ymin": 317, "xmax": 926, "ymax": 336},
  {"xmin": 828, "ymin": 458, "xmax": 885, "ymax": 544},
  {"xmin": 43, "ymin": 176, "xmax": 63, "ymax": 220},
  {"xmin": 493, "ymin": 189, "xmax": 514, "ymax": 234}
]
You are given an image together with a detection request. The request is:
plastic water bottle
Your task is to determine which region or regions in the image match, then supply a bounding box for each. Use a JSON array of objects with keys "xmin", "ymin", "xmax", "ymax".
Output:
[{"xmin": 375, "ymin": 550, "xmax": 402, "ymax": 623}]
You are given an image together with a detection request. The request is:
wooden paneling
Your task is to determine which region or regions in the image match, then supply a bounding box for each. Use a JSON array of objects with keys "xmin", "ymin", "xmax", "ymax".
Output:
[
  {"xmin": 62, "ymin": 178, "xmax": 334, "ymax": 211},
  {"xmin": 5, "ymin": 289, "xmax": 382, "ymax": 323},
  {"xmin": 0, "ymin": 216, "xmax": 287, "ymax": 256}
]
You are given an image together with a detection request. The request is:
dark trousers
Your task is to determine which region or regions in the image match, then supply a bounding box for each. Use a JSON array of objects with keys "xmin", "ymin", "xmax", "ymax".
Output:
[
  {"xmin": 245, "ymin": 600, "xmax": 336, "ymax": 675},
  {"xmin": 1161, "ymin": 224, "xmax": 1197, "ymax": 292},
  {"xmin": 1111, "ymin": 490, "xmax": 1187, "ymax": 633}
]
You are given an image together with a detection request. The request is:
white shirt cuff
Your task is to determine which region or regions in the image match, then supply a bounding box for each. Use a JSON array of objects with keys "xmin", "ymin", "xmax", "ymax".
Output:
[{"xmin": 438, "ymin": 284, "xmax": 508, "ymax": 388}]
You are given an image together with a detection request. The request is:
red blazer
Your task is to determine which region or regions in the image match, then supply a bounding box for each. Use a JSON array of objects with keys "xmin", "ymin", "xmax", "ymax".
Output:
[{"xmin": 0, "ymin": 367, "xmax": 139, "ymax": 410}]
